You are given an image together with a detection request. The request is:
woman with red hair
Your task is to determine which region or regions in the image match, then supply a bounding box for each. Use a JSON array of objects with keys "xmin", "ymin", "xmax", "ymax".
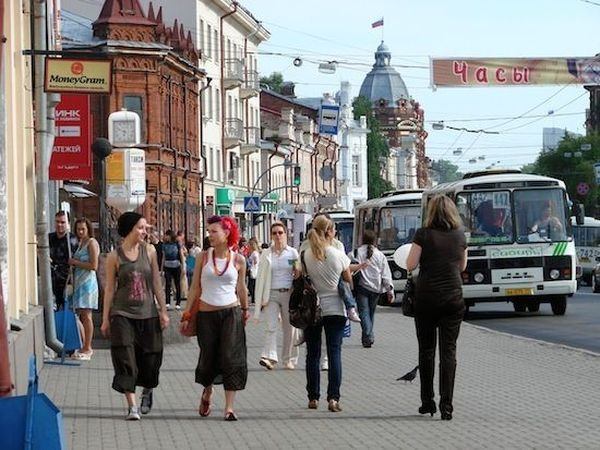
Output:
[{"xmin": 180, "ymin": 215, "xmax": 249, "ymax": 421}]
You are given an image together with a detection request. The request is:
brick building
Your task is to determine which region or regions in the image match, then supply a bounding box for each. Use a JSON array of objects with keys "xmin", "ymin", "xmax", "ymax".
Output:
[{"xmin": 63, "ymin": 0, "xmax": 205, "ymax": 239}]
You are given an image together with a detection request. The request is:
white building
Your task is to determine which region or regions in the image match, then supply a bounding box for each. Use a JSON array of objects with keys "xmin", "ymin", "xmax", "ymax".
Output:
[{"xmin": 542, "ymin": 127, "xmax": 582, "ymax": 152}]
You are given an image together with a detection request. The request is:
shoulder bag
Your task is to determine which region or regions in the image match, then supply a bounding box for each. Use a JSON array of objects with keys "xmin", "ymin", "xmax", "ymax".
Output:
[
  {"xmin": 289, "ymin": 251, "xmax": 322, "ymax": 330},
  {"xmin": 401, "ymin": 272, "xmax": 416, "ymax": 317},
  {"xmin": 180, "ymin": 250, "xmax": 208, "ymax": 337}
]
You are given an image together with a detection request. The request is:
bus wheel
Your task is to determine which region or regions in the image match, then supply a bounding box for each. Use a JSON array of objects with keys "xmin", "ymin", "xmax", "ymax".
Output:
[
  {"xmin": 593, "ymin": 273, "xmax": 600, "ymax": 293},
  {"xmin": 513, "ymin": 301, "xmax": 526, "ymax": 313},
  {"xmin": 527, "ymin": 302, "xmax": 540, "ymax": 313},
  {"xmin": 550, "ymin": 296, "xmax": 567, "ymax": 315}
]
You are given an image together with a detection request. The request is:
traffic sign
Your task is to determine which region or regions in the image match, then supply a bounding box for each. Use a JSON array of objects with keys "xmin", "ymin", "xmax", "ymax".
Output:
[
  {"xmin": 577, "ymin": 182, "xmax": 590, "ymax": 196},
  {"xmin": 243, "ymin": 196, "xmax": 261, "ymax": 212}
]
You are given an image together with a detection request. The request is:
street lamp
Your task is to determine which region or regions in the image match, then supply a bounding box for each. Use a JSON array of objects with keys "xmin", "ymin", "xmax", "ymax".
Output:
[{"xmin": 91, "ymin": 137, "xmax": 113, "ymax": 253}]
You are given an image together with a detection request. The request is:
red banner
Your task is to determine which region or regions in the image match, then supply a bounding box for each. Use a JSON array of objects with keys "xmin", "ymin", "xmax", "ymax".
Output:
[{"xmin": 49, "ymin": 94, "xmax": 93, "ymax": 180}]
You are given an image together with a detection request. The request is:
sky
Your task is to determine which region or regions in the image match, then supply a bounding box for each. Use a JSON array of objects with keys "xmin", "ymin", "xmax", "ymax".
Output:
[{"xmin": 241, "ymin": 0, "xmax": 599, "ymax": 174}]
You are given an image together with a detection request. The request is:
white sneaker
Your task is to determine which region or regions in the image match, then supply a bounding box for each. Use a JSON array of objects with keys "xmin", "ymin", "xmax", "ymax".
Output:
[
  {"xmin": 321, "ymin": 359, "xmax": 329, "ymax": 371},
  {"xmin": 175, "ymin": 305, "xmax": 181, "ymax": 311},
  {"xmin": 126, "ymin": 406, "xmax": 141, "ymax": 421},
  {"xmin": 347, "ymin": 307, "xmax": 361, "ymax": 323},
  {"xmin": 166, "ymin": 304, "xmax": 173, "ymax": 311}
]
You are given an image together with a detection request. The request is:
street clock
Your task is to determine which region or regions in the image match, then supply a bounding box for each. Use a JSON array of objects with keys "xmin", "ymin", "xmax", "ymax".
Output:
[{"xmin": 108, "ymin": 109, "xmax": 141, "ymax": 147}]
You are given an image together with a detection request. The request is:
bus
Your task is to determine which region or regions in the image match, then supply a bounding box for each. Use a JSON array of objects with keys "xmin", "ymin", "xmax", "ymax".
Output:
[
  {"xmin": 424, "ymin": 170, "xmax": 580, "ymax": 315},
  {"xmin": 571, "ymin": 216, "xmax": 600, "ymax": 287},
  {"xmin": 353, "ymin": 190, "xmax": 423, "ymax": 299},
  {"xmin": 306, "ymin": 209, "xmax": 355, "ymax": 254}
]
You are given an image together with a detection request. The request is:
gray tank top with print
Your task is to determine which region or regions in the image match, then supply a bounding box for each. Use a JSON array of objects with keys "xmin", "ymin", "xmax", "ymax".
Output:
[{"xmin": 111, "ymin": 244, "xmax": 158, "ymax": 319}]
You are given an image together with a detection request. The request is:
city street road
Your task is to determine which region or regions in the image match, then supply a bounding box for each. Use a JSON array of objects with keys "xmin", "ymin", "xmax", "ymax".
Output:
[{"xmin": 466, "ymin": 286, "xmax": 600, "ymax": 354}]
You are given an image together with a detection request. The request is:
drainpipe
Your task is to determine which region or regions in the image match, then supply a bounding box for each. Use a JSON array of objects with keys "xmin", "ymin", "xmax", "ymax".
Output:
[
  {"xmin": 199, "ymin": 77, "xmax": 212, "ymax": 236},
  {"xmin": 34, "ymin": 0, "xmax": 62, "ymax": 354},
  {"xmin": 0, "ymin": 0, "xmax": 14, "ymax": 397},
  {"xmin": 220, "ymin": 2, "xmax": 238, "ymax": 174}
]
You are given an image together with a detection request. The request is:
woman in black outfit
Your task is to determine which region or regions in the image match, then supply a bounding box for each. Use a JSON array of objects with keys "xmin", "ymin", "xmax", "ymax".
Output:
[{"xmin": 407, "ymin": 195, "xmax": 467, "ymax": 421}]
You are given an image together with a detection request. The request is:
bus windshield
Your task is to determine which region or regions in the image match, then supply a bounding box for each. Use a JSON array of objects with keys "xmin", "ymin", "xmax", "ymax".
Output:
[
  {"xmin": 378, "ymin": 206, "xmax": 420, "ymax": 250},
  {"xmin": 457, "ymin": 188, "xmax": 568, "ymax": 245},
  {"xmin": 335, "ymin": 220, "xmax": 354, "ymax": 254}
]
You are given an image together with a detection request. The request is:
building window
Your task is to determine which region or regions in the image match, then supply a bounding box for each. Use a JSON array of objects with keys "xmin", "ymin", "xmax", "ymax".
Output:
[
  {"xmin": 206, "ymin": 24, "xmax": 212, "ymax": 60},
  {"xmin": 207, "ymin": 86, "xmax": 213, "ymax": 120},
  {"xmin": 215, "ymin": 88, "xmax": 220, "ymax": 122},
  {"xmin": 216, "ymin": 149, "xmax": 222, "ymax": 180},
  {"xmin": 199, "ymin": 20, "xmax": 205, "ymax": 54},
  {"xmin": 352, "ymin": 155, "xmax": 360, "ymax": 187},
  {"xmin": 202, "ymin": 144, "xmax": 207, "ymax": 176},
  {"xmin": 214, "ymin": 29, "xmax": 219, "ymax": 61}
]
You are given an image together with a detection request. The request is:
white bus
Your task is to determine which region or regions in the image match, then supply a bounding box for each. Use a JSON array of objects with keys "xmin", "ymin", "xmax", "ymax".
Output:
[
  {"xmin": 571, "ymin": 216, "xmax": 600, "ymax": 287},
  {"xmin": 306, "ymin": 209, "xmax": 355, "ymax": 254},
  {"xmin": 353, "ymin": 190, "xmax": 423, "ymax": 298},
  {"xmin": 424, "ymin": 170, "xmax": 580, "ymax": 315}
]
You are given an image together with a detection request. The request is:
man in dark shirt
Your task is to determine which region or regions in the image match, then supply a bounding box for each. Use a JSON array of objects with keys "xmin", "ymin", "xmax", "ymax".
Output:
[{"xmin": 49, "ymin": 211, "xmax": 78, "ymax": 309}]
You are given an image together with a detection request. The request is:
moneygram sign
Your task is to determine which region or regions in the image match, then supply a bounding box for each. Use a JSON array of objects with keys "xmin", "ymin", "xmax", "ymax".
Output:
[{"xmin": 45, "ymin": 58, "xmax": 112, "ymax": 94}]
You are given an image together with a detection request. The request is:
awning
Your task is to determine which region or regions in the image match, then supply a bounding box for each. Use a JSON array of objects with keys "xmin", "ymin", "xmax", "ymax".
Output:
[{"xmin": 62, "ymin": 183, "xmax": 97, "ymax": 198}]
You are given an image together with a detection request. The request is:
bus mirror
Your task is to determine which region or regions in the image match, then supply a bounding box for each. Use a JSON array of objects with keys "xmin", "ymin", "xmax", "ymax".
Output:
[
  {"xmin": 596, "ymin": 256, "xmax": 600, "ymax": 262},
  {"xmin": 572, "ymin": 204, "xmax": 584, "ymax": 225}
]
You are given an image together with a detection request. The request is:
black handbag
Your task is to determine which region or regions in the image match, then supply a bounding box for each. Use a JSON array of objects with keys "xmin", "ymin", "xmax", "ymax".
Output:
[
  {"xmin": 289, "ymin": 251, "xmax": 322, "ymax": 329},
  {"xmin": 401, "ymin": 273, "xmax": 416, "ymax": 317}
]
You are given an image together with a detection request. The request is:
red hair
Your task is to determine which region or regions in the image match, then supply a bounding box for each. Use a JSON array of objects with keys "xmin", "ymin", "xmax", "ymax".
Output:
[{"xmin": 208, "ymin": 215, "xmax": 240, "ymax": 250}]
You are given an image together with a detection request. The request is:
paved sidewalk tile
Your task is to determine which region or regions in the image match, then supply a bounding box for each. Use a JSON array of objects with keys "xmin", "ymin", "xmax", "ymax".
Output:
[{"xmin": 40, "ymin": 307, "xmax": 600, "ymax": 449}]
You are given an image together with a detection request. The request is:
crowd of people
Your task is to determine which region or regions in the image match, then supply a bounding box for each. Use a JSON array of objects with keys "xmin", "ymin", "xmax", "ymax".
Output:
[{"xmin": 49, "ymin": 194, "xmax": 467, "ymax": 423}]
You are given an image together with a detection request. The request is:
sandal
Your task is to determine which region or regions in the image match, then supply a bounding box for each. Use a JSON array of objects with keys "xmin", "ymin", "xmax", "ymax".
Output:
[
  {"xmin": 72, "ymin": 350, "xmax": 93, "ymax": 361},
  {"xmin": 224, "ymin": 411, "xmax": 238, "ymax": 421},
  {"xmin": 199, "ymin": 389, "xmax": 212, "ymax": 417}
]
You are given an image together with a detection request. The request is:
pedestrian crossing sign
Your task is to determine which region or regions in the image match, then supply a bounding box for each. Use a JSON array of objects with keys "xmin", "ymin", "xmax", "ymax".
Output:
[{"xmin": 244, "ymin": 196, "xmax": 261, "ymax": 212}]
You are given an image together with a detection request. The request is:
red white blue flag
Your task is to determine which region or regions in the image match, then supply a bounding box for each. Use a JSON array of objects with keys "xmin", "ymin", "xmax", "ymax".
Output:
[{"xmin": 371, "ymin": 18, "xmax": 384, "ymax": 28}]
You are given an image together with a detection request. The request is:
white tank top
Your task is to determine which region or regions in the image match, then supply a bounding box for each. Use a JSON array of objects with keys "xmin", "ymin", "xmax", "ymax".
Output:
[{"xmin": 200, "ymin": 248, "xmax": 238, "ymax": 306}]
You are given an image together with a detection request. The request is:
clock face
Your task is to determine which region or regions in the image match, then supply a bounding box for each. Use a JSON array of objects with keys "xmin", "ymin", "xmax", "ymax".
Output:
[{"xmin": 112, "ymin": 120, "xmax": 136, "ymax": 145}]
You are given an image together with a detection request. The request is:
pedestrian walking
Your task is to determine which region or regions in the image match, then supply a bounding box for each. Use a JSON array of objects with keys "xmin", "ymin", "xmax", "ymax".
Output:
[
  {"xmin": 354, "ymin": 230, "xmax": 394, "ymax": 348},
  {"xmin": 254, "ymin": 222, "xmax": 300, "ymax": 370},
  {"xmin": 177, "ymin": 231, "xmax": 189, "ymax": 305},
  {"xmin": 162, "ymin": 230, "xmax": 184, "ymax": 310},
  {"xmin": 101, "ymin": 212, "xmax": 170, "ymax": 421},
  {"xmin": 68, "ymin": 218, "xmax": 99, "ymax": 360},
  {"xmin": 406, "ymin": 195, "xmax": 467, "ymax": 421},
  {"xmin": 49, "ymin": 210, "xmax": 78, "ymax": 310},
  {"xmin": 180, "ymin": 215, "xmax": 250, "ymax": 421},
  {"xmin": 302, "ymin": 215, "xmax": 352, "ymax": 412},
  {"xmin": 246, "ymin": 237, "xmax": 261, "ymax": 304},
  {"xmin": 186, "ymin": 238, "xmax": 202, "ymax": 286}
]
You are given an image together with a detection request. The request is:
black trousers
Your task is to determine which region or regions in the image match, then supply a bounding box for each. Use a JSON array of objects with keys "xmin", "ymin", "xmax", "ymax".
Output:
[
  {"xmin": 164, "ymin": 266, "xmax": 182, "ymax": 305},
  {"xmin": 109, "ymin": 315, "xmax": 163, "ymax": 393},
  {"xmin": 414, "ymin": 306, "xmax": 464, "ymax": 413}
]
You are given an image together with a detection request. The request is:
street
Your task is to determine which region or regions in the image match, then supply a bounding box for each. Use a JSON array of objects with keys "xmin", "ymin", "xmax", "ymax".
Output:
[
  {"xmin": 466, "ymin": 287, "xmax": 600, "ymax": 353},
  {"xmin": 40, "ymin": 304, "xmax": 600, "ymax": 449}
]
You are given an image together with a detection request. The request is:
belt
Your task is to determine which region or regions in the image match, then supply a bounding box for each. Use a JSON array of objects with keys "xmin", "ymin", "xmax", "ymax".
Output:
[{"xmin": 272, "ymin": 288, "xmax": 290, "ymax": 292}]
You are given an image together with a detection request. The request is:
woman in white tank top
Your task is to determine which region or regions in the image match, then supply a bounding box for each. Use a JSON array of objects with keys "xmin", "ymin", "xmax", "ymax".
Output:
[{"xmin": 180, "ymin": 216, "xmax": 249, "ymax": 421}]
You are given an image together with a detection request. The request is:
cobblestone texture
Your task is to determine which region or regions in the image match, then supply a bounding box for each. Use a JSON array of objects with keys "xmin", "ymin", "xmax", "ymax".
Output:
[{"xmin": 40, "ymin": 307, "xmax": 600, "ymax": 449}]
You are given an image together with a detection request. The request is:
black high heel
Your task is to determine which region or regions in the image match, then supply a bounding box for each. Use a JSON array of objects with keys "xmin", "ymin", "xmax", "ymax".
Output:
[{"xmin": 418, "ymin": 402, "xmax": 437, "ymax": 417}]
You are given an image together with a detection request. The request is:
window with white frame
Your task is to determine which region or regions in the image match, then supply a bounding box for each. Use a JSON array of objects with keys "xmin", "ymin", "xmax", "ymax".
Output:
[
  {"xmin": 199, "ymin": 20, "xmax": 205, "ymax": 55},
  {"xmin": 209, "ymin": 147, "xmax": 214, "ymax": 180},
  {"xmin": 215, "ymin": 88, "xmax": 220, "ymax": 122},
  {"xmin": 214, "ymin": 29, "xmax": 219, "ymax": 61},
  {"xmin": 352, "ymin": 155, "xmax": 360, "ymax": 187},
  {"xmin": 206, "ymin": 24, "xmax": 212, "ymax": 59},
  {"xmin": 216, "ymin": 149, "xmax": 222, "ymax": 180},
  {"xmin": 207, "ymin": 87, "xmax": 213, "ymax": 120}
]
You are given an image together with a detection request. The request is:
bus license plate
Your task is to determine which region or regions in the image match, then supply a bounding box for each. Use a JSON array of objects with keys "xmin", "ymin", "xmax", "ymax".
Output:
[{"xmin": 505, "ymin": 288, "xmax": 534, "ymax": 296}]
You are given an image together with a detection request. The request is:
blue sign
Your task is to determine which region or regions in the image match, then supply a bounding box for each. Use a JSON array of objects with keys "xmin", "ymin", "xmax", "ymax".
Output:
[
  {"xmin": 243, "ymin": 196, "xmax": 261, "ymax": 212},
  {"xmin": 319, "ymin": 104, "xmax": 340, "ymax": 135}
]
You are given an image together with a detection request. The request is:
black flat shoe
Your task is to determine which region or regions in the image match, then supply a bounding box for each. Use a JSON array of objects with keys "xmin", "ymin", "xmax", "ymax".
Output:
[
  {"xmin": 224, "ymin": 411, "xmax": 238, "ymax": 421},
  {"xmin": 418, "ymin": 402, "xmax": 437, "ymax": 417},
  {"xmin": 441, "ymin": 411, "xmax": 452, "ymax": 421}
]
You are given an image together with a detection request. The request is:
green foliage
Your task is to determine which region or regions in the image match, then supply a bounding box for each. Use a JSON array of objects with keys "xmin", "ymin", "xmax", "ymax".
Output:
[
  {"xmin": 528, "ymin": 133, "xmax": 600, "ymax": 214},
  {"xmin": 430, "ymin": 159, "xmax": 463, "ymax": 183},
  {"xmin": 352, "ymin": 96, "xmax": 394, "ymax": 198},
  {"xmin": 259, "ymin": 72, "xmax": 284, "ymax": 93}
]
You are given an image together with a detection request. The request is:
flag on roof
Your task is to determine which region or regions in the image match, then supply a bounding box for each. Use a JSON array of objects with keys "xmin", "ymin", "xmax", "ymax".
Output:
[{"xmin": 371, "ymin": 18, "xmax": 384, "ymax": 28}]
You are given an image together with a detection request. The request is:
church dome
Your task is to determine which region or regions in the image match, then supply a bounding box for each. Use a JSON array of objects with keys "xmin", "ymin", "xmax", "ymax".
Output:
[{"xmin": 359, "ymin": 41, "xmax": 409, "ymax": 106}]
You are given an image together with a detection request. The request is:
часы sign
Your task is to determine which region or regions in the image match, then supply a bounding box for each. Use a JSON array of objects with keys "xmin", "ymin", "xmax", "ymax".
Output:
[{"xmin": 44, "ymin": 58, "xmax": 112, "ymax": 94}]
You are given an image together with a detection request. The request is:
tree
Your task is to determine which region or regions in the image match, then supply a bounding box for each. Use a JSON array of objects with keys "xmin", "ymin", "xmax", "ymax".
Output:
[
  {"xmin": 528, "ymin": 133, "xmax": 600, "ymax": 215},
  {"xmin": 259, "ymin": 72, "xmax": 284, "ymax": 93},
  {"xmin": 430, "ymin": 159, "xmax": 463, "ymax": 183},
  {"xmin": 352, "ymin": 96, "xmax": 394, "ymax": 198}
]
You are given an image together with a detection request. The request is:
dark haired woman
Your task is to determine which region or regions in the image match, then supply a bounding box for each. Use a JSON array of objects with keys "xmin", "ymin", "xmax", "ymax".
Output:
[
  {"xmin": 101, "ymin": 212, "xmax": 170, "ymax": 420},
  {"xmin": 69, "ymin": 217, "xmax": 99, "ymax": 360},
  {"xmin": 180, "ymin": 215, "xmax": 249, "ymax": 421},
  {"xmin": 353, "ymin": 230, "xmax": 393, "ymax": 348},
  {"xmin": 406, "ymin": 195, "xmax": 467, "ymax": 421}
]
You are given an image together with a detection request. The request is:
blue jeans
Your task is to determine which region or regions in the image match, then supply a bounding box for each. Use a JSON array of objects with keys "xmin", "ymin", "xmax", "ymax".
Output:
[
  {"xmin": 356, "ymin": 286, "xmax": 380, "ymax": 346},
  {"xmin": 337, "ymin": 278, "xmax": 357, "ymax": 311},
  {"xmin": 304, "ymin": 315, "xmax": 346, "ymax": 401}
]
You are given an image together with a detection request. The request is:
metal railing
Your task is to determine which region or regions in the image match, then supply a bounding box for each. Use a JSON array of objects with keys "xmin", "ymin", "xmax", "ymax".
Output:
[{"xmin": 225, "ymin": 118, "xmax": 244, "ymax": 141}]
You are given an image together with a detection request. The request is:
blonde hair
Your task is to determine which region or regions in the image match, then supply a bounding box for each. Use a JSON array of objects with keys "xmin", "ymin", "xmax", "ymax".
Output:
[
  {"xmin": 248, "ymin": 237, "xmax": 260, "ymax": 253},
  {"xmin": 423, "ymin": 195, "xmax": 462, "ymax": 231},
  {"xmin": 307, "ymin": 215, "xmax": 333, "ymax": 261}
]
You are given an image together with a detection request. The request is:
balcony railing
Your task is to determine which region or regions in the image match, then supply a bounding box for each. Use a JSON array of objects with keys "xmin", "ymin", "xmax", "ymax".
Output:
[
  {"xmin": 240, "ymin": 70, "xmax": 260, "ymax": 98},
  {"xmin": 224, "ymin": 58, "xmax": 244, "ymax": 89},
  {"xmin": 224, "ymin": 118, "xmax": 243, "ymax": 148},
  {"xmin": 240, "ymin": 126, "xmax": 260, "ymax": 155}
]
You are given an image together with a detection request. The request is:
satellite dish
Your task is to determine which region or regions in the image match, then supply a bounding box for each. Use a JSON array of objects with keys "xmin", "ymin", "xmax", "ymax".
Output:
[{"xmin": 393, "ymin": 243, "xmax": 412, "ymax": 270}]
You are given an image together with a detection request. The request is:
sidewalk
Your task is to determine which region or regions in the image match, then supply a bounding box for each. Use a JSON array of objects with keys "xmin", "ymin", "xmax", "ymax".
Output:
[{"xmin": 40, "ymin": 307, "xmax": 600, "ymax": 449}]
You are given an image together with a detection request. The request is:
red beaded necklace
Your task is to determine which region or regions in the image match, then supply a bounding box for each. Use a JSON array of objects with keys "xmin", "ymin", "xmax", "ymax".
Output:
[{"xmin": 211, "ymin": 248, "xmax": 232, "ymax": 276}]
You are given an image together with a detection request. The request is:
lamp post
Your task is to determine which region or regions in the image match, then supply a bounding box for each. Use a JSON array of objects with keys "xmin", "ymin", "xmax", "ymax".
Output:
[{"xmin": 92, "ymin": 138, "xmax": 113, "ymax": 253}]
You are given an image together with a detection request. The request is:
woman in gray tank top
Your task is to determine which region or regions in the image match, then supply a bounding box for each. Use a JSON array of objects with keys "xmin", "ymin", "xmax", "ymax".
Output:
[{"xmin": 101, "ymin": 212, "xmax": 170, "ymax": 421}]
